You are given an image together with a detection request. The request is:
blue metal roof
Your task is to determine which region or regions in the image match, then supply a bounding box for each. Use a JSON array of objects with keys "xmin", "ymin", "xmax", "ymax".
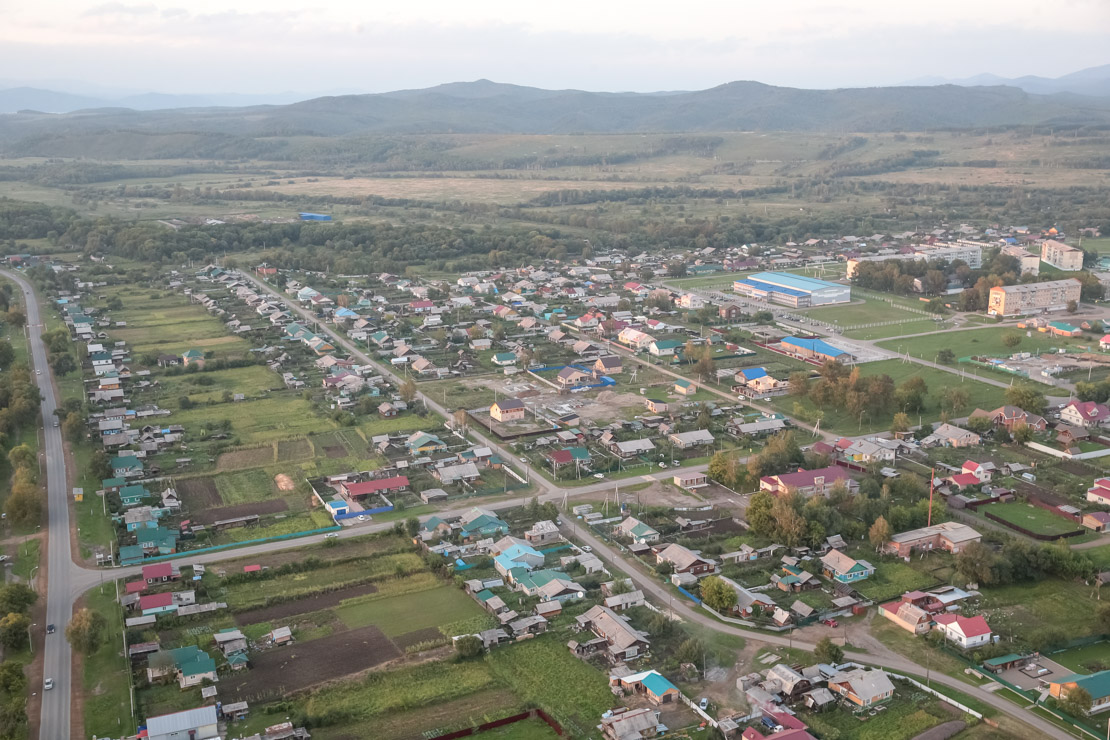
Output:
[
  {"xmin": 748, "ymin": 271, "xmax": 844, "ymax": 292},
  {"xmin": 782, "ymin": 336, "xmax": 848, "ymax": 357},
  {"xmin": 736, "ymin": 277, "xmax": 808, "ymax": 298},
  {"xmin": 739, "ymin": 367, "xmax": 768, "ymax": 380}
]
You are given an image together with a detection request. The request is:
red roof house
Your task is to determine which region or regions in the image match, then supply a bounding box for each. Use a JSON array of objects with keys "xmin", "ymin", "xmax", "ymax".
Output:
[{"xmin": 342, "ymin": 476, "xmax": 410, "ymax": 498}]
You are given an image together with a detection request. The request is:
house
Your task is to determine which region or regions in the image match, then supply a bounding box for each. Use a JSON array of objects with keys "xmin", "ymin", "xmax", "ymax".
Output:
[
  {"xmin": 885, "ymin": 521, "xmax": 982, "ymax": 557},
  {"xmin": 618, "ymin": 328, "xmax": 655, "ymax": 350},
  {"xmin": 378, "ymin": 402, "xmax": 397, "ymax": 418},
  {"xmin": 143, "ymin": 563, "xmax": 179, "ymax": 584},
  {"xmin": 490, "ymin": 398, "xmax": 527, "ymax": 423},
  {"xmin": 149, "ymin": 645, "xmax": 218, "ymax": 689},
  {"xmin": 655, "ymin": 543, "xmax": 715, "ymax": 575},
  {"xmin": 508, "ymin": 615, "xmax": 548, "ymax": 637},
  {"xmin": 820, "ymin": 549, "xmax": 874, "ymax": 583},
  {"xmin": 611, "ymin": 438, "xmax": 656, "ymax": 458},
  {"xmin": 1084, "ymin": 511, "xmax": 1110, "ymax": 532},
  {"xmin": 644, "ymin": 398, "xmax": 669, "ymax": 414},
  {"xmin": 649, "ymin": 339, "xmax": 683, "ymax": 357},
  {"xmin": 265, "ymin": 626, "xmax": 294, "ymax": 646},
  {"xmin": 557, "ymin": 366, "xmax": 592, "ymax": 389},
  {"xmin": 604, "ymin": 590, "xmax": 646, "ymax": 612},
  {"xmin": 491, "ymin": 352, "xmax": 518, "ymax": 367},
  {"xmin": 933, "ymin": 614, "xmax": 992, "ymax": 650},
  {"xmin": 594, "ymin": 356, "xmax": 622, "ymax": 375},
  {"xmin": 615, "ymin": 670, "xmax": 681, "ymax": 704},
  {"xmin": 600, "ymin": 708, "xmax": 658, "ymax": 740},
  {"xmin": 524, "ymin": 520, "xmax": 562, "ymax": 546},
  {"xmin": 674, "ymin": 379, "xmax": 695, "ymax": 396},
  {"xmin": 460, "ymin": 509, "xmax": 509, "ymax": 540},
  {"xmin": 759, "ymin": 466, "xmax": 858, "ymax": 497},
  {"xmin": 1061, "ymin": 400, "xmax": 1110, "ymax": 429},
  {"xmin": 493, "ymin": 543, "xmax": 545, "ymax": 577},
  {"xmin": 435, "ymin": 461, "xmax": 481, "ymax": 485},
  {"xmin": 615, "ymin": 517, "xmax": 660, "ymax": 544},
  {"xmin": 406, "ymin": 431, "xmax": 448, "ymax": 455},
  {"xmin": 341, "ymin": 476, "xmax": 409, "ymax": 499},
  {"xmin": 828, "ymin": 668, "xmax": 895, "ymax": 707},
  {"xmin": 969, "ymin": 405, "xmax": 1048, "ymax": 432},
  {"xmin": 575, "ymin": 605, "xmax": 650, "ymax": 661},
  {"xmin": 145, "ymin": 706, "xmax": 220, "ymax": 740},
  {"xmin": 181, "ymin": 349, "xmax": 205, "ymax": 368},
  {"xmin": 673, "ymin": 472, "xmax": 708, "ymax": 490},
  {"xmin": 961, "ymin": 460, "xmax": 995, "ymax": 483},
  {"xmin": 923, "ymin": 423, "xmax": 981, "ymax": 448},
  {"xmin": 213, "ymin": 628, "xmax": 249, "ymax": 657},
  {"xmin": 879, "ymin": 599, "xmax": 932, "ymax": 635},
  {"xmin": 1049, "ymin": 670, "xmax": 1110, "ymax": 715},
  {"xmin": 668, "ymin": 429, "xmax": 715, "ymax": 449},
  {"xmin": 139, "ymin": 592, "xmax": 178, "ymax": 616}
]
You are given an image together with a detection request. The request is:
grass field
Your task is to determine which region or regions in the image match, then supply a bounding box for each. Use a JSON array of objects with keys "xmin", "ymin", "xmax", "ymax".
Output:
[
  {"xmin": 83, "ymin": 584, "xmax": 134, "ymax": 739},
  {"xmin": 878, "ymin": 326, "xmax": 1098, "ymax": 360},
  {"xmin": 800, "ymin": 295, "xmax": 924, "ymax": 325},
  {"xmin": 803, "ymin": 692, "xmax": 957, "ymax": 740},
  {"xmin": 848, "ymin": 556, "xmax": 941, "ymax": 602},
  {"xmin": 978, "ymin": 578, "xmax": 1100, "ymax": 638},
  {"xmin": 103, "ymin": 288, "xmax": 253, "ymax": 359},
  {"xmin": 335, "ymin": 585, "xmax": 483, "ymax": 636},
  {"xmin": 843, "ymin": 319, "xmax": 948, "ymax": 341},
  {"xmin": 170, "ymin": 396, "xmax": 333, "ymax": 444},
  {"xmin": 771, "ymin": 358, "xmax": 1007, "ymax": 433},
  {"xmin": 984, "ymin": 502, "xmax": 1080, "ymax": 536},
  {"xmin": 1050, "ymin": 641, "xmax": 1110, "ymax": 674}
]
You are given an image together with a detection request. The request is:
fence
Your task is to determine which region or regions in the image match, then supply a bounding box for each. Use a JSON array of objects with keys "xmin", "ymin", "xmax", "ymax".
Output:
[
  {"xmin": 137, "ymin": 525, "xmax": 341, "ymax": 564},
  {"xmin": 982, "ymin": 510, "xmax": 1084, "ymax": 541},
  {"xmin": 428, "ymin": 708, "xmax": 564, "ymax": 740},
  {"xmin": 1027, "ymin": 441, "xmax": 1110, "ymax": 461},
  {"xmin": 885, "ymin": 673, "xmax": 983, "ymax": 719}
]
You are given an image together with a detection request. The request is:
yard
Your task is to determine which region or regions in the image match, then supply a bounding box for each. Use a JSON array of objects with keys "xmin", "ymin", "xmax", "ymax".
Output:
[
  {"xmin": 983, "ymin": 502, "xmax": 1080, "ymax": 537},
  {"xmin": 1049, "ymin": 641, "xmax": 1110, "ymax": 674},
  {"xmin": 850, "ymin": 555, "xmax": 944, "ymax": 603},
  {"xmin": 801, "ymin": 689, "xmax": 959, "ymax": 740},
  {"xmin": 335, "ymin": 584, "xmax": 484, "ymax": 636},
  {"xmin": 978, "ymin": 578, "xmax": 1101, "ymax": 640}
]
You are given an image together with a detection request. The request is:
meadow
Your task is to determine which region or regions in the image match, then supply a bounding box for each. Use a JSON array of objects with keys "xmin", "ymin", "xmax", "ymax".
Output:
[{"xmin": 984, "ymin": 502, "xmax": 1081, "ymax": 537}]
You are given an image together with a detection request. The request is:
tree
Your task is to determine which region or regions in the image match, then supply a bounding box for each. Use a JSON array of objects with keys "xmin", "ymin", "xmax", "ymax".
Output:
[
  {"xmin": 1060, "ymin": 686, "xmax": 1092, "ymax": 718},
  {"xmin": 453, "ymin": 408, "xmax": 469, "ymax": 431},
  {"xmin": 894, "ymin": 377, "xmax": 928, "ymax": 414},
  {"xmin": 676, "ymin": 638, "xmax": 705, "ymax": 667},
  {"xmin": 942, "ymin": 387, "xmax": 970, "ymax": 414},
  {"xmin": 4, "ymin": 483, "xmax": 39, "ymax": 527},
  {"xmin": 965, "ymin": 414, "xmax": 993, "ymax": 434},
  {"xmin": 0, "ymin": 661, "xmax": 26, "ymax": 697},
  {"xmin": 771, "ymin": 495, "xmax": 807, "ymax": 547},
  {"xmin": 399, "ymin": 377, "xmax": 418, "ymax": 404},
  {"xmin": 700, "ymin": 576, "xmax": 738, "ymax": 612},
  {"xmin": 222, "ymin": 389, "xmax": 233, "ymax": 403},
  {"xmin": 62, "ymin": 411, "xmax": 84, "ymax": 443},
  {"xmin": 65, "ymin": 608, "xmax": 107, "ymax": 655},
  {"xmin": 0, "ymin": 614, "xmax": 29, "ymax": 650},
  {"xmin": 1012, "ymin": 421, "xmax": 1033, "ymax": 444},
  {"xmin": 454, "ymin": 634, "xmax": 483, "ymax": 658},
  {"xmin": 815, "ymin": 636, "xmax": 844, "ymax": 665},
  {"xmin": 789, "ymin": 371, "xmax": 810, "ymax": 397},
  {"xmin": 890, "ymin": 412, "xmax": 910, "ymax": 433},
  {"xmin": 404, "ymin": 516, "xmax": 420, "ymax": 538},
  {"xmin": 178, "ymin": 396, "xmax": 195, "ymax": 410},
  {"xmin": 89, "ymin": 449, "xmax": 112, "ymax": 481},
  {"xmin": 868, "ymin": 516, "xmax": 892, "ymax": 550},
  {"xmin": 746, "ymin": 491, "xmax": 776, "ymax": 537},
  {"xmin": 0, "ymin": 585, "xmax": 35, "ymax": 617},
  {"xmin": 937, "ymin": 348, "xmax": 956, "ymax": 365},
  {"xmin": 1005, "ymin": 384, "xmax": 1047, "ymax": 416},
  {"xmin": 49, "ymin": 353, "xmax": 76, "ymax": 375},
  {"xmin": 1098, "ymin": 602, "xmax": 1110, "ymax": 634},
  {"xmin": 1001, "ymin": 332, "xmax": 1022, "ymax": 349},
  {"xmin": 0, "ymin": 341, "xmax": 13, "ymax": 369},
  {"xmin": 694, "ymin": 353, "xmax": 715, "ymax": 382},
  {"xmin": 1067, "ymin": 300, "xmax": 1079, "ymax": 314},
  {"xmin": 6, "ymin": 445, "xmax": 33, "ymax": 472}
]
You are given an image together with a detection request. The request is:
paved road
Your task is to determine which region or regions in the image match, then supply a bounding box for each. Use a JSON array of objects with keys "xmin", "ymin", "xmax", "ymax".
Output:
[
  {"xmin": 566, "ymin": 521, "xmax": 1071, "ymax": 739},
  {"xmin": 10, "ymin": 269, "xmax": 1073, "ymax": 739},
  {"xmin": 1, "ymin": 270, "xmax": 73, "ymax": 740}
]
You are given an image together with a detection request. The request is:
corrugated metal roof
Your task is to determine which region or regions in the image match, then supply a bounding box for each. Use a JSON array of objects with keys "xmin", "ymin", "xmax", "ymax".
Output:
[{"xmin": 145, "ymin": 705, "xmax": 218, "ymax": 735}]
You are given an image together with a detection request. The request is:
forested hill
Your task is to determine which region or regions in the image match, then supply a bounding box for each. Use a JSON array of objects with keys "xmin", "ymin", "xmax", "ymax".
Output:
[{"xmin": 2, "ymin": 79, "xmax": 1110, "ymax": 158}]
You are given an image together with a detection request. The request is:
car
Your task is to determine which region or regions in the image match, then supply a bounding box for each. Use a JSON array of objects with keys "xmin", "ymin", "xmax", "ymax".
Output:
[
  {"xmin": 822, "ymin": 619, "xmax": 839, "ymax": 628},
  {"xmin": 53, "ymin": 420, "xmax": 59, "ymax": 427},
  {"xmin": 699, "ymin": 698, "xmax": 709, "ymax": 710},
  {"xmin": 323, "ymin": 533, "xmax": 339, "ymax": 539},
  {"xmin": 593, "ymin": 473, "xmax": 605, "ymax": 479},
  {"xmin": 658, "ymin": 462, "xmax": 667, "ymax": 468},
  {"xmin": 35, "ymin": 369, "xmax": 41, "ymax": 375},
  {"xmin": 43, "ymin": 678, "xmax": 53, "ymax": 691},
  {"xmin": 581, "ymin": 546, "xmax": 593, "ymax": 553},
  {"xmin": 46, "ymin": 624, "xmax": 54, "ymax": 634},
  {"xmin": 357, "ymin": 515, "xmax": 368, "ymax": 522}
]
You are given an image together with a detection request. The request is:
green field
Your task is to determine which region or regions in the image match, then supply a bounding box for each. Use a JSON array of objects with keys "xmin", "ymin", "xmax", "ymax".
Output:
[
  {"xmin": 157, "ymin": 365, "xmax": 279, "ymax": 402},
  {"xmin": 850, "ymin": 556, "xmax": 941, "ymax": 602},
  {"xmin": 801, "ymin": 295, "xmax": 924, "ymax": 325},
  {"xmin": 978, "ymin": 578, "xmax": 1100, "ymax": 638},
  {"xmin": 984, "ymin": 502, "xmax": 1080, "ymax": 536},
  {"xmin": 335, "ymin": 584, "xmax": 483, "ymax": 636},
  {"xmin": 170, "ymin": 396, "xmax": 334, "ymax": 444},
  {"xmin": 843, "ymin": 320, "xmax": 948, "ymax": 341},
  {"xmin": 803, "ymin": 691, "xmax": 954, "ymax": 740},
  {"xmin": 772, "ymin": 358, "xmax": 1007, "ymax": 434},
  {"xmin": 103, "ymin": 289, "xmax": 253, "ymax": 358},
  {"xmin": 83, "ymin": 584, "xmax": 135, "ymax": 739},
  {"xmin": 1050, "ymin": 641, "xmax": 1110, "ymax": 674},
  {"xmin": 878, "ymin": 326, "xmax": 1098, "ymax": 360}
]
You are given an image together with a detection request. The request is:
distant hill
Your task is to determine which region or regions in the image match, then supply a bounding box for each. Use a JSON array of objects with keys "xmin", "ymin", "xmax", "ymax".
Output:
[
  {"xmin": 0, "ymin": 87, "xmax": 329, "ymax": 114},
  {"xmin": 3, "ymin": 79, "xmax": 1110, "ymax": 158},
  {"xmin": 907, "ymin": 63, "xmax": 1110, "ymax": 98}
]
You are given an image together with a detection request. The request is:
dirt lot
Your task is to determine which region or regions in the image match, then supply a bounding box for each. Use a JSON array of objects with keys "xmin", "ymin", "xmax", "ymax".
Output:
[
  {"xmin": 576, "ymin": 390, "xmax": 648, "ymax": 422},
  {"xmin": 322, "ymin": 445, "xmax": 346, "ymax": 458},
  {"xmin": 223, "ymin": 624, "xmax": 402, "ymax": 700},
  {"xmin": 177, "ymin": 477, "xmax": 221, "ymax": 508},
  {"xmin": 194, "ymin": 498, "xmax": 289, "ymax": 525},
  {"xmin": 234, "ymin": 582, "xmax": 380, "ymax": 625},
  {"xmin": 217, "ymin": 445, "xmax": 275, "ymax": 470}
]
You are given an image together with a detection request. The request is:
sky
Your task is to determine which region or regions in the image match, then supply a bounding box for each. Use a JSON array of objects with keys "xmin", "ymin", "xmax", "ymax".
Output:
[{"xmin": 2, "ymin": 0, "xmax": 1109, "ymax": 95}]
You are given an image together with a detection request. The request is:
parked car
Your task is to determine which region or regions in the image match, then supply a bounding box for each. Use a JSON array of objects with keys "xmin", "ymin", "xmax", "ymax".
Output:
[
  {"xmin": 822, "ymin": 619, "xmax": 839, "ymax": 627},
  {"xmin": 324, "ymin": 533, "xmax": 339, "ymax": 539},
  {"xmin": 593, "ymin": 473, "xmax": 605, "ymax": 479},
  {"xmin": 581, "ymin": 546, "xmax": 593, "ymax": 553},
  {"xmin": 699, "ymin": 698, "xmax": 709, "ymax": 710},
  {"xmin": 357, "ymin": 515, "xmax": 368, "ymax": 522}
]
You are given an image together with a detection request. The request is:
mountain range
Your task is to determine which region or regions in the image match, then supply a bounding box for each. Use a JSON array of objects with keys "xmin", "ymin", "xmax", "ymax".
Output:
[
  {"xmin": 2, "ymin": 75, "xmax": 1110, "ymax": 158},
  {"xmin": 906, "ymin": 63, "xmax": 1110, "ymax": 98}
]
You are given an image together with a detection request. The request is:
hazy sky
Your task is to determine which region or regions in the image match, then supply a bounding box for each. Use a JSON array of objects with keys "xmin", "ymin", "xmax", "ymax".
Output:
[{"xmin": 3, "ymin": 0, "xmax": 1109, "ymax": 94}]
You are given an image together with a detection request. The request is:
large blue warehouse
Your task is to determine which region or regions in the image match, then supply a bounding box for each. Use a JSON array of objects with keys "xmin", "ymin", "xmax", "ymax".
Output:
[{"xmin": 733, "ymin": 271, "xmax": 850, "ymax": 307}]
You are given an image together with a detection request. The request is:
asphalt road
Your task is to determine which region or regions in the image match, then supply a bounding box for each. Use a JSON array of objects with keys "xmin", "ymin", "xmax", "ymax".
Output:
[
  {"xmin": 1, "ymin": 270, "xmax": 73, "ymax": 740},
  {"xmin": 7, "ymin": 268, "xmax": 1073, "ymax": 739}
]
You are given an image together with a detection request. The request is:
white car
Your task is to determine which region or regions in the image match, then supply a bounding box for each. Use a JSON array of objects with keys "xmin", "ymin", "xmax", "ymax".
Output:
[
  {"xmin": 581, "ymin": 546, "xmax": 593, "ymax": 553},
  {"xmin": 44, "ymin": 678, "xmax": 54, "ymax": 691},
  {"xmin": 593, "ymin": 473, "xmax": 604, "ymax": 479},
  {"xmin": 323, "ymin": 533, "xmax": 339, "ymax": 539},
  {"xmin": 35, "ymin": 369, "xmax": 41, "ymax": 375},
  {"xmin": 357, "ymin": 515, "xmax": 368, "ymax": 522}
]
